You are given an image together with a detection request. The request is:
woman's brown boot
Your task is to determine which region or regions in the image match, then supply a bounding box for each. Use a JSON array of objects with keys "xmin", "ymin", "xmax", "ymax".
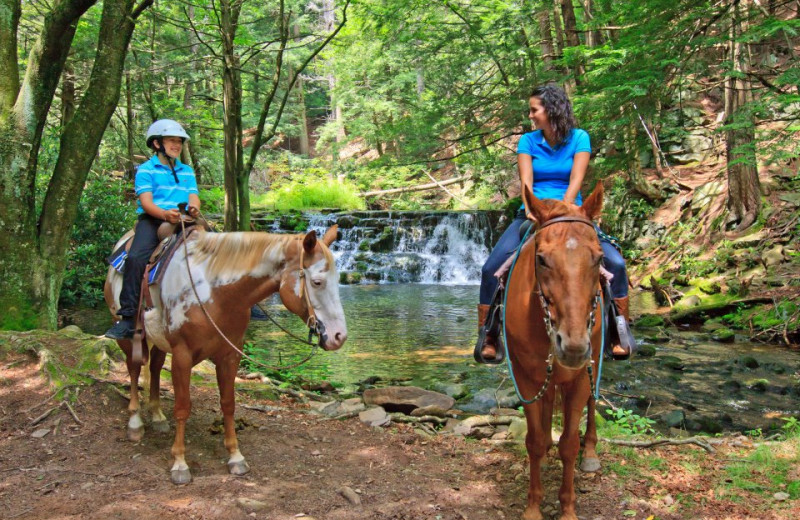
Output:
[
  {"xmin": 611, "ymin": 296, "xmax": 631, "ymax": 358},
  {"xmin": 478, "ymin": 304, "xmax": 497, "ymax": 359}
]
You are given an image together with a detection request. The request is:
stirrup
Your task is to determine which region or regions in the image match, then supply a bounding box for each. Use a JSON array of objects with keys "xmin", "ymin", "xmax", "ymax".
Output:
[{"xmin": 474, "ymin": 287, "xmax": 506, "ymax": 365}]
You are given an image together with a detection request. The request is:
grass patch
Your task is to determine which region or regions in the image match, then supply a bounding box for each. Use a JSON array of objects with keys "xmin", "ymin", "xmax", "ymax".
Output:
[{"xmin": 253, "ymin": 177, "xmax": 365, "ymax": 211}]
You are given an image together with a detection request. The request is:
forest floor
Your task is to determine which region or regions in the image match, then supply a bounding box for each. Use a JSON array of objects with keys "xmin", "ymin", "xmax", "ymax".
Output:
[{"xmin": 1, "ymin": 332, "xmax": 799, "ymax": 520}]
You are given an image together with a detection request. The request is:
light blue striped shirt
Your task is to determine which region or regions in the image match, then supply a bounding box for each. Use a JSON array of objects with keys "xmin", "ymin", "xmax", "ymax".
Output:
[{"xmin": 134, "ymin": 156, "xmax": 198, "ymax": 215}]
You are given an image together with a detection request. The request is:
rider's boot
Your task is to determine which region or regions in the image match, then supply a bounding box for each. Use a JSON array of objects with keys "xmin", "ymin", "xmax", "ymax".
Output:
[
  {"xmin": 611, "ymin": 296, "xmax": 631, "ymax": 358},
  {"xmin": 477, "ymin": 304, "xmax": 498, "ymax": 360}
]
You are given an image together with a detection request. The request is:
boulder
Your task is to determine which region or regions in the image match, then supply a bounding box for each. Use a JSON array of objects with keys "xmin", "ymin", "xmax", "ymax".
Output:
[{"xmin": 363, "ymin": 386, "xmax": 454, "ymax": 414}]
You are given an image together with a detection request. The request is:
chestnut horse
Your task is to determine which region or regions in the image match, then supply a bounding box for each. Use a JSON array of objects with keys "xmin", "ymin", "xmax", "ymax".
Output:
[
  {"xmin": 504, "ymin": 184, "xmax": 604, "ymax": 520},
  {"xmin": 104, "ymin": 226, "xmax": 347, "ymax": 484}
]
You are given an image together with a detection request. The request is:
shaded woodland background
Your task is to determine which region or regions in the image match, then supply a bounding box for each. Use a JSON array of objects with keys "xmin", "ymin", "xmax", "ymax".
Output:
[{"xmin": 0, "ymin": 0, "xmax": 798, "ymax": 329}]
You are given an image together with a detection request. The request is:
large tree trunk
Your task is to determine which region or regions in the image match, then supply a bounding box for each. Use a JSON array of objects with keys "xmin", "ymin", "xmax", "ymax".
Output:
[
  {"xmin": 220, "ymin": 0, "xmax": 244, "ymax": 230},
  {"xmin": 724, "ymin": 0, "xmax": 760, "ymax": 231},
  {"xmin": 0, "ymin": 0, "xmax": 145, "ymax": 329},
  {"xmin": 538, "ymin": 8, "xmax": 555, "ymax": 72},
  {"xmin": 560, "ymin": 0, "xmax": 585, "ymax": 83}
]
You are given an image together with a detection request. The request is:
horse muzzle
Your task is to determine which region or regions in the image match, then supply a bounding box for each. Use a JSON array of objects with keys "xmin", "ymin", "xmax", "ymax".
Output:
[
  {"xmin": 554, "ymin": 333, "xmax": 592, "ymax": 369},
  {"xmin": 311, "ymin": 320, "xmax": 347, "ymax": 351}
]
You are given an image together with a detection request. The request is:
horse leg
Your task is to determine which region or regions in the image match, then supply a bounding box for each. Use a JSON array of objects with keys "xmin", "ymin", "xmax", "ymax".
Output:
[
  {"xmin": 169, "ymin": 346, "xmax": 193, "ymax": 485},
  {"xmin": 580, "ymin": 394, "xmax": 601, "ymax": 473},
  {"xmin": 522, "ymin": 399, "xmax": 550, "ymax": 520},
  {"xmin": 216, "ymin": 354, "xmax": 250, "ymax": 476},
  {"xmin": 148, "ymin": 346, "xmax": 170, "ymax": 433},
  {"xmin": 122, "ymin": 341, "xmax": 145, "ymax": 442},
  {"xmin": 557, "ymin": 382, "xmax": 589, "ymax": 520}
]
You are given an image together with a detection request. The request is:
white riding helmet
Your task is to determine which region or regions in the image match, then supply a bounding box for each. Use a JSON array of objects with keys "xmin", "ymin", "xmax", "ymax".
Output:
[{"xmin": 146, "ymin": 119, "xmax": 191, "ymax": 149}]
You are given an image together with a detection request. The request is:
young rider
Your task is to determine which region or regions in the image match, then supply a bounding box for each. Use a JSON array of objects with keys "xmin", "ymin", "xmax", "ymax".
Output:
[{"xmin": 105, "ymin": 119, "xmax": 200, "ymax": 339}]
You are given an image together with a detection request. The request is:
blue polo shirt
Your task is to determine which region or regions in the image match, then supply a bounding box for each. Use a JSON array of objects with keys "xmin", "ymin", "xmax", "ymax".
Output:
[
  {"xmin": 517, "ymin": 128, "xmax": 591, "ymax": 206},
  {"xmin": 134, "ymin": 156, "xmax": 198, "ymax": 214}
]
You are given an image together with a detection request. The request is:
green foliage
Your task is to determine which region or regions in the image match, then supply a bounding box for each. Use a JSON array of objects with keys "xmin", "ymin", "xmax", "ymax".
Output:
[
  {"xmin": 605, "ymin": 408, "xmax": 657, "ymax": 436},
  {"xmin": 255, "ymin": 176, "xmax": 365, "ymax": 211},
  {"xmin": 781, "ymin": 417, "xmax": 800, "ymax": 439},
  {"xmin": 60, "ymin": 174, "xmax": 136, "ymax": 307}
]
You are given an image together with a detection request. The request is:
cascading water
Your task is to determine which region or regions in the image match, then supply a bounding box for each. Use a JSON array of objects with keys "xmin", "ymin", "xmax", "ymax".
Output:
[{"xmin": 269, "ymin": 210, "xmax": 508, "ymax": 285}]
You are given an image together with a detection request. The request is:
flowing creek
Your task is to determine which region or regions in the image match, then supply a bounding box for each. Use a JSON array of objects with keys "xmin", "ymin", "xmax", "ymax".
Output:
[{"xmin": 67, "ymin": 210, "xmax": 800, "ymax": 433}]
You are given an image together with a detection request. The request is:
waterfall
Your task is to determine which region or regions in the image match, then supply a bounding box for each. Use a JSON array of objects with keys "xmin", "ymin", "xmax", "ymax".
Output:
[{"xmin": 263, "ymin": 210, "xmax": 507, "ymax": 285}]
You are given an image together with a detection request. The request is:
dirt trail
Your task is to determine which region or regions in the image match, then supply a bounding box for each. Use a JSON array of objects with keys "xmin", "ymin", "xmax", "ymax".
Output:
[{"xmin": 1, "ymin": 337, "xmax": 797, "ymax": 520}]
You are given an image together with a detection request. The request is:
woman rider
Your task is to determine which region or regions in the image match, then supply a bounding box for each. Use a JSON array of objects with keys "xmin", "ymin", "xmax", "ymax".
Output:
[
  {"xmin": 105, "ymin": 119, "xmax": 200, "ymax": 339},
  {"xmin": 476, "ymin": 84, "xmax": 630, "ymax": 361}
]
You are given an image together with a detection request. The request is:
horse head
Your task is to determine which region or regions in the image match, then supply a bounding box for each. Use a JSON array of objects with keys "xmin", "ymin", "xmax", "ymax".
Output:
[
  {"xmin": 279, "ymin": 225, "xmax": 347, "ymax": 351},
  {"xmin": 522, "ymin": 182, "xmax": 604, "ymax": 368}
]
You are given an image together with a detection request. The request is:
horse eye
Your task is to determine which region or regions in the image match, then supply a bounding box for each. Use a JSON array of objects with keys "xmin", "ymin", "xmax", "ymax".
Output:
[{"xmin": 536, "ymin": 254, "xmax": 549, "ymax": 269}]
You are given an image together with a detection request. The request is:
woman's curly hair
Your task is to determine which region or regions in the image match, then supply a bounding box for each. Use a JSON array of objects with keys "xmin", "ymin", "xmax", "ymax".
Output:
[{"xmin": 530, "ymin": 84, "xmax": 577, "ymax": 147}]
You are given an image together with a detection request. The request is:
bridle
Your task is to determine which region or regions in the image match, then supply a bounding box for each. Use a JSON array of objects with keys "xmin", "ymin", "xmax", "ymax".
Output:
[
  {"xmin": 297, "ymin": 242, "xmax": 328, "ymax": 348},
  {"xmin": 504, "ymin": 215, "xmax": 603, "ymax": 404}
]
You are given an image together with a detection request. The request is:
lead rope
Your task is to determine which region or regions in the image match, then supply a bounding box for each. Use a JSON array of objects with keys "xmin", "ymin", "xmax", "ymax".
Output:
[{"xmin": 178, "ymin": 218, "xmax": 319, "ymax": 371}]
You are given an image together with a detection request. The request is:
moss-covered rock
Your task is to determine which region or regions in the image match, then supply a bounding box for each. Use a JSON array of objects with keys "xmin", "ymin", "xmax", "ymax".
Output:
[
  {"xmin": 634, "ymin": 314, "xmax": 665, "ymax": 328},
  {"xmin": 636, "ymin": 344, "xmax": 657, "ymax": 357},
  {"xmin": 711, "ymin": 327, "xmax": 735, "ymax": 343},
  {"xmin": 658, "ymin": 355, "xmax": 685, "ymax": 371}
]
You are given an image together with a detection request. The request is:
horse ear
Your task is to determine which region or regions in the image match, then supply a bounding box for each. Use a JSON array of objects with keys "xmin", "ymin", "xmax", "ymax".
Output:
[
  {"xmin": 303, "ymin": 230, "xmax": 318, "ymax": 254},
  {"xmin": 522, "ymin": 183, "xmax": 546, "ymax": 222},
  {"xmin": 581, "ymin": 182, "xmax": 604, "ymax": 221},
  {"xmin": 322, "ymin": 225, "xmax": 338, "ymax": 247}
]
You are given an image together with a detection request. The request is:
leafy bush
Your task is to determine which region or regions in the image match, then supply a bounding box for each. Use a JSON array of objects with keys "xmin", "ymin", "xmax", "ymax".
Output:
[
  {"xmin": 60, "ymin": 174, "xmax": 136, "ymax": 307},
  {"xmin": 254, "ymin": 177, "xmax": 365, "ymax": 211}
]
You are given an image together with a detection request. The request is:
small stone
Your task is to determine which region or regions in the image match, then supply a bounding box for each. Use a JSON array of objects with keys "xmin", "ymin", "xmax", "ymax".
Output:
[
  {"xmin": 663, "ymin": 494, "xmax": 675, "ymax": 506},
  {"xmin": 337, "ymin": 486, "xmax": 361, "ymax": 505},
  {"xmin": 774, "ymin": 492, "xmax": 790, "ymax": 501},
  {"xmin": 31, "ymin": 429, "xmax": 50, "ymax": 439},
  {"xmin": 236, "ymin": 498, "xmax": 268, "ymax": 512}
]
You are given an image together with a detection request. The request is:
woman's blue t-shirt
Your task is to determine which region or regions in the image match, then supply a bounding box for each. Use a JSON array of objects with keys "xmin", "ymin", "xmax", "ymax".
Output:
[{"xmin": 517, "ymin": 128, "xmax": 591, "ymax": 206}]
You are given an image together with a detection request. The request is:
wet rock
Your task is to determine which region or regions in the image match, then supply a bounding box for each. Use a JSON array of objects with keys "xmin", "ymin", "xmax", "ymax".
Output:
[
  {"xmin": 643, "ymin": 332, "xmax": 670, "ymax": 343},
  {"xmin": 747, "ymin": 379, "xmax": 769, "ymax": 392},
  {"xmin": 363, "ymin": 386, "xmax": 454, "ymax": 414},
  {"xmin": 711, "ymin": 328, "xmax": 735, "ymax": 343},
  {"xmin": 720, "ymin": 380, "xmax": 741, "ymax": 392},
  {"xmin": 636, "ymin": 344, "xmax": 657, "ymax": 357},
  {"xmin": 658, "ymin": 356, "xmax": 685, "ymax": 371},
  {"xmin": 738, "ymin": 356, "xmax": 760, "ymax": 369},
  {"xmin": 431, "ymin": 382, "xmax": 468, "ymax": 400},
  {"xmin": 634, "ymin": 314, "xmax": 665, "ymax": 328},
  {"xmin": 691, "ymin": 416, "xmax": 724, "ymax": 434}
]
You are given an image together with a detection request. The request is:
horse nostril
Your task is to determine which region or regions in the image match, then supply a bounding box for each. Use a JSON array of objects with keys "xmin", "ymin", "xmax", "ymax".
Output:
[{"xmin": 335, "ymin": 332, "xmax": 347, "ymax": 345}]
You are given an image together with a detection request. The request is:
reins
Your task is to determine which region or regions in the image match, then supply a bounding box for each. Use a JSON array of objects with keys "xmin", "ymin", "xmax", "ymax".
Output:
[
  {"xmin": 177, "ymin": 216, "xmax": 322, "ymax": 371},
  {"xmin": 502, "ymin": 215, "xmax": 606, "ymax": 404}
]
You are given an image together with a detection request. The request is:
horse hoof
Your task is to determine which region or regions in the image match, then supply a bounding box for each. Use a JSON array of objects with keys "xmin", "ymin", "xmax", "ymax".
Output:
[
  {"xmin": 522, "ymin": 506, "xmax": 543, "ymax": 520},
  {"xmin": 228, "ymin": 459, "xmax": 250, "ymax": 476},
  {"xmin": 171, "ymin": 468, "xmax": 192, "ymax": 485},
  {"xmin": 127, "ymin": 426, "xmax": 144, "ymax": 443},
  {"xmin": 580, "ymin": 456, "xmax": 601, "ymax": 473},
  {"xmin": 151, "ymin": 420, "xmax": 170, "ymax": 433}
]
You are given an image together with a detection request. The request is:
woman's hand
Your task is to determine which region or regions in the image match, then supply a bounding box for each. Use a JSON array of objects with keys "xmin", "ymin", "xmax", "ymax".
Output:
[{"xmin": 187, "ymin": 205, "xmax": 200, "ymax": 218}]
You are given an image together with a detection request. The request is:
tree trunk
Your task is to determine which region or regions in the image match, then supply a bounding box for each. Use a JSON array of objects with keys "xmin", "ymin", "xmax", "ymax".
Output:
[
  {"xmin": 220, "ymin": 0, "xmax": 243, "ymax": 230},
  {"xmin": 0, "ymin": 0, "xmax": 145, "ymax": 330},
  {"xmin": 125, "ymin": 71, "xmax": 135, "ymax": 180},
  {"xmin": 61, "ymin": 61, "xmax": 76, "ymax": 127},
  {"xmin": 538, "ymin": 8, "xmax": 555, "ymax": 72},
  {"xmin": 724, "ymin": 0, "xmax": 760, "ymax": 231},
  {"xmin": 560, "ymin": 0, "xmax": 585, "ymax": 83}
]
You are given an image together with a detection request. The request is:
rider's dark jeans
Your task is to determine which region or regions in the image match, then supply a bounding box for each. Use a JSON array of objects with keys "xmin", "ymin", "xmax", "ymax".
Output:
[
  {"xmin": 118, "ymin": 214, "xmax": 163, "ymax": 318},
  {"xmin": 479, "ymin": 210, "xmax": 628, "ymax": 305},
  {"xmin": 479, "ymin": 211, "xmax": 527, "ymax": 305}
]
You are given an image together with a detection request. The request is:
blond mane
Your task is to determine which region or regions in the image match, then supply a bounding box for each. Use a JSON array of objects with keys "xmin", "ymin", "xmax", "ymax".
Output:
[{"xmin": 191, "ymin": 231, "xmax": 298, "ymax": 280}]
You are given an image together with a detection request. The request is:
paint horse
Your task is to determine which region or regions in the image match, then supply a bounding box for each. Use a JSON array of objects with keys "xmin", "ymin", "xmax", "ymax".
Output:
[
  {"xmin": 504, "ymin": 183, "xmax": 605, "ymax": 520},
  {"xmin": 104, "ymin": 225, "xmax": 347, "ymax": 484}
]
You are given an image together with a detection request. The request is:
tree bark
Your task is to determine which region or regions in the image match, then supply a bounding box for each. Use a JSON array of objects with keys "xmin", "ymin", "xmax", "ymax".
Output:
[
  {"xmin": 0, "ymin": 0, "xmax": 147, "ymax": 329},
  {"xmin": 560, "ymin": 0, "xmax": 585, "ymax": 83},
  {"xmin": 220, "ymin": 0, "xmax": 244, "ymax": 230},
  {"xmin": 61, "ymin": 61, "xmax": 76, "ymax": 127},
  {"xmin": 724, "ymin": 0, "xmax": 761, "ymax": 231},
  {"xmin": 538, "ymin": 8, "xmax": 555, "ymax": 72}
]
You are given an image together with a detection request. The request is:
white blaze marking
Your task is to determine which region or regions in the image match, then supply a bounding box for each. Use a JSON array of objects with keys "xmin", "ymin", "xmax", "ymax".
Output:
[{"xmin": 566, "ymin": 237, "xmax": 578, "ymax": 250}]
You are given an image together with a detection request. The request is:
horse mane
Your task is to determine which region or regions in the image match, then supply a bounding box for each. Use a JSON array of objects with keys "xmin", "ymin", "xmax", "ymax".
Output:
[{"xmin": 191, "ymin": 231, "xmax": 300, "ymax": 280}]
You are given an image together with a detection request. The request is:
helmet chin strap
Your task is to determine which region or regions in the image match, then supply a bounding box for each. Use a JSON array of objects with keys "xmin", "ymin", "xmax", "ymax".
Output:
[{"xmin": 155, "ymin": 139, "xmax": 180, "ymax": 184}]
